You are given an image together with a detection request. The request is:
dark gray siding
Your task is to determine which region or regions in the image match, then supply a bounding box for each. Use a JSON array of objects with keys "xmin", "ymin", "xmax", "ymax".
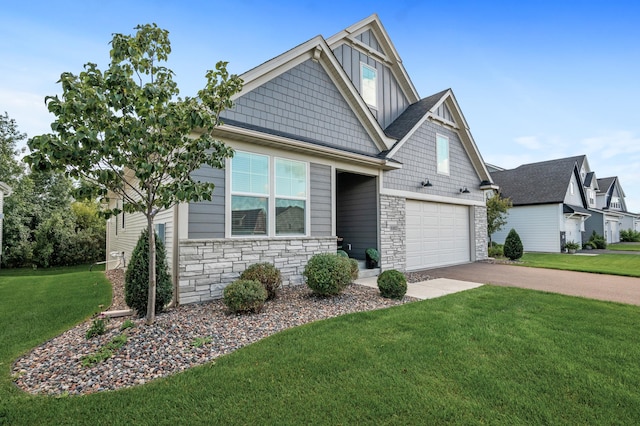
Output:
[
  {"xmin": 332, "ymin": 44, "xmax": 409, "ymax": 129},
  {"xmin": 337, "ymin": 173, "xmax": 378, "ymax": 260},
  {"xmin": 355, "ymin": 29, "xmax": 382, "ymax": 53},
  {"xmin": 310, "ymin": 163, "xmax": 332, "ymax": 236},
  {"xmin": 584, "ymin": 211, "xmax": 604, "ymax": 244},
  {"xmin": 384, "ymin": 120, "xmax": 483, "ymax": 202},
  {"xmin": 188, "ymin": 166, "xmax": 225, "ymax": 239},
  {"xmin": 221, "ymin": 59, "xmax": 379, "ymax": 156}
]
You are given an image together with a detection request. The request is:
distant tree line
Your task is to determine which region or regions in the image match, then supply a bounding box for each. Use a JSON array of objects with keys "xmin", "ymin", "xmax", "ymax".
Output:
[{"xmin": 1, "ymin": 112, "xmax": 105, "ymax": 268}]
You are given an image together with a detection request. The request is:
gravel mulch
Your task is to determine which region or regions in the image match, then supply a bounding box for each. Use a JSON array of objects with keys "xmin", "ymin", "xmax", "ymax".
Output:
[{"xmin": 12, "ymin": 271, "xmax": 417, "ymax": 396}]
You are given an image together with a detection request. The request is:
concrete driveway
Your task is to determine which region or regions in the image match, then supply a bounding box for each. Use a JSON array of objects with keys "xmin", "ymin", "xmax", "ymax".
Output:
[{"xmin": 425, "ymin": 262, "xmax": 640, "ymax": 306}]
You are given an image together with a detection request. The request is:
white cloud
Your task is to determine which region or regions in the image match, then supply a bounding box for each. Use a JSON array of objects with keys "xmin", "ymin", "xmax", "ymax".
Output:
[
  {"xmin": 580, "ymin": 131, "xmax": 640, "ymax": 159},
  {"xmin": 514, "ymin": 136, "xmax": 542, "ymax": 150}
]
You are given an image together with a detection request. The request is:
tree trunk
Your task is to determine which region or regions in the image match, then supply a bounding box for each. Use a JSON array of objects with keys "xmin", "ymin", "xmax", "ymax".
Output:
[{"xmin": 146, "ymin": 214, "xmax": 157, "ymax": 325}]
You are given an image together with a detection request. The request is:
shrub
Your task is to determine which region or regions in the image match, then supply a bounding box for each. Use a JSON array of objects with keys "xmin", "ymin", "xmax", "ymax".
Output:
[
  {"xmin": 303, "ymin": 253, "xmax": 352, "ymax": 296},
  {"xmin": 223, "ymin": 279, "xmax": 267, "ymax": 313},
  {"xmin": 365, "ymin": 248, "xmax": 380, "ymax": 262},
  {"xmin": 503, "ymin": 228, "xmax": 523, "ymax": 260},
  {"xmin": 488, "ymin": 243, "xmax": 504, "ymax": 258},
  {"xmin": 620, "ymin": 229, "xmax": 640, "ymax": 242},
  {"xmin": 240, "ymin": 262, "xmax": 282, "ymax": 300},
  {"xmin": 588, "ymin": 230, "xmax": 607, "ymax": 249},
  {"xmin": 377, "ymin": 270, "xmax": 407, "ymax": 299},
  {"xmin": 86, "ymin": 315, "xmax": 108, "ymax": 339},
  {"xmin": 336, "ymin": 250, "xmax": 349, "ymax": 258},
  {"xmin": 564, "ymin": 241, "xmax": 581, "ymax": 251},
  {"xmin": 125, "ymin": 228, "xmax": 173, "ymax": 317},
  {"xmin": 349, "ymin": 258, "xmax": 359, "ymax": 281}
]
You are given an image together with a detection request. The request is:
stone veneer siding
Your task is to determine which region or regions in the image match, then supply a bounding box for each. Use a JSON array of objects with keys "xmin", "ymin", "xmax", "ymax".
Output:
[
  {"xmin": 178, "ymin": 237, "xmax": 336, "ymax": 304},
  {"xmin": 380, "ymin": 194, "xmax": 406, "ymax": 271},
  {"xmin": 474, "ymin": 205, "xmax": 489, "ymax": 261}
]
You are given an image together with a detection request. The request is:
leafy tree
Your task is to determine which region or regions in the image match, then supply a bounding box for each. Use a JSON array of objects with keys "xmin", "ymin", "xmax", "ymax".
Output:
[
  {"xmin": 504, "ymin": 228, "xmax": 524, "ymax": 260},
  {"xmin": 0, "ymin": 111, "xmax": 26, "ymax": 185},
  {"xmin": 486, "ymin": 192, "xmax": 512, "ymax": 244},
  {"xmin": 25, "ymin": 23, "xmax": 242, "ymax": 323}
]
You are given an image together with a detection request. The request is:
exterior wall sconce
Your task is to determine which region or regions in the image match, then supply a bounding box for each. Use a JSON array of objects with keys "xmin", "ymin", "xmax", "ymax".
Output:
[
  {"xmin": 421, "ymin": 179, "xmax": 432, "ymax": 187},
  {"xmin": 459, "ymin": 187, "xmax": 470, "ymax": 194}
]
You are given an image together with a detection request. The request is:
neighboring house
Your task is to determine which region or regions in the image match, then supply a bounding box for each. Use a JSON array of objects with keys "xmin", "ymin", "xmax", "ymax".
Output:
[
  {"xmin": 585, "ymin": 176, "xmax": 639, "ymax": 243},
  {"xmin": 107, "ymin": 14, "xmax": 495, "ymax": 304},
  {"xmin": 0, "ymin": 181, "xmax": 11, "ymax": 268},
  {"xmin": 490, "ymin": 156, "xmax": 592, "ymax": 252}
]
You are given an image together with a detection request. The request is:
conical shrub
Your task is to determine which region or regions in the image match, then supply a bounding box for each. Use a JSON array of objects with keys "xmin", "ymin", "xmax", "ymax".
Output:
[
  {"xmin": 504, "ymin": 228, "xmax": 524, "ymax": 260},
  {"xmin": 125, "ymin": 228, "xmax": 173, "ymax": 317}
]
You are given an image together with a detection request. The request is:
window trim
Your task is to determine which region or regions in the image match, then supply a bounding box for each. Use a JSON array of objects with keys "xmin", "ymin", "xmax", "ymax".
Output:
[
  {"xmin": 228, "ymin": 150, "xmax": 310, "ymax": 238},
  {"xmin": 360, "ymin": 62, "xmax": 377, "ymax": 109},
  {"xmin": 436, "ymin": 133, "xmax": 450, "ymax": 175}
]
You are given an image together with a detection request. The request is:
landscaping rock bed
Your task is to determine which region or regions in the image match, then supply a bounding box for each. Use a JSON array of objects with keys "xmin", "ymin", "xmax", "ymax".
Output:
[{"xmin": 12, "ymin": 272, "xmax": 417, "ymax": 396}]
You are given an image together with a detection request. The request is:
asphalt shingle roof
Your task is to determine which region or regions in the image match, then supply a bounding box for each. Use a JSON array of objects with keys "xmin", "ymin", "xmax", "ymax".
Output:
[
  {"xmin": 490, "ymin": 155, "xmax": 586, "ymax": 206},
  {"xmin": 384, "ymin": 89, "xmax": 449, "ymax": 140}
]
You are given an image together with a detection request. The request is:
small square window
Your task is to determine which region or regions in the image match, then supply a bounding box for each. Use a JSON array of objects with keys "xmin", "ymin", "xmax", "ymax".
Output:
[{"xmin": 436, "ymin": 134, "xmax": 449, "ymax": 175}]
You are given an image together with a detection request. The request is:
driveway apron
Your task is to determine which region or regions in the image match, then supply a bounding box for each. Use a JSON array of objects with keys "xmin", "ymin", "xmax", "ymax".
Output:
[{"xmin": 425, "ymin": 262, "xmax": 640, "ymax": 306}]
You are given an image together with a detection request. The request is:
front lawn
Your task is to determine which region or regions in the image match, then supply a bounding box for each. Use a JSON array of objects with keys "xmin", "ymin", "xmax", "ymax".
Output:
[
  {"xmin": 2, "ymin": 267, "xmax": 640, "ymax": 424},
  {"xmin": 607, "ymin": 243, "xmax": 640, "ymax": 251},
  {"xmin": 521, "ymin": 252, "xmax": 640, "ymax": 277}
]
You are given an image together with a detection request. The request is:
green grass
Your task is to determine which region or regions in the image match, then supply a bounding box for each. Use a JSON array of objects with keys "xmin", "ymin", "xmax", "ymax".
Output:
[
  {"xmin": 521, "ymin": 252, "xmax": 640, "ymax": 277},
  {"xmin": 608, "ymin": 243, "xmax": 640, "ymax": 251},
  {"xmin": 2, "ymin": 267, "xmax": 640, "ymax": 424}
]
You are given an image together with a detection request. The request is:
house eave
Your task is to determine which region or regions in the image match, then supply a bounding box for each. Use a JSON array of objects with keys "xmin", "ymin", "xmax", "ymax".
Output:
[{"xmin": 214, "ymin": 124, "xmax": 402, "ymax": 171}]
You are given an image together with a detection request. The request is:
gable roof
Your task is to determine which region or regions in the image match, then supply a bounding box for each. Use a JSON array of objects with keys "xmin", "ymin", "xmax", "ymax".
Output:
[
  {"xmin": 597, "ymin": 177, "xmax": 616, "ymax": 195},
  {"xmin": 384, "ymin": 89, "xmax": 449, "ymax": 140},
  {"xmin": 384, "ymin": 88, "xmax": 494, "ymax": 185},
  {"xmin": 326, "ymin": 14, "xmax": 420, "ymax": 104},
  {"xmin": 491, "ymin": 155, "xmax": 586, "ymax": 205},
  {"xmin": 225, "ymin": 34, "xmax": 397, "ymax": 153}
]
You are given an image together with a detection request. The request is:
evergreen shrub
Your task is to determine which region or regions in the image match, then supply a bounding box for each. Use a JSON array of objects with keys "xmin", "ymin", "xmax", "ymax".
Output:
[
  {"xmin": 504, "ymin": 228, "xmax": 524, "ymax": 260},
  {"xmin": 240, "ymin": 262, "xmax": 282, "ymax": 300},
  {"xmin": 303, "ymin": 253, "xmax": 352, "ymax": 296},
  {"xmin": 125, "ymin": 228, "xmax": 173, "ymax": 317},
  {"xmin": 377, "ymin": 270, "xmax": 407, "ymax": 299},
  {"xmin": 223, "ymin": 279, "xmax": 268, "ymax": 313}
]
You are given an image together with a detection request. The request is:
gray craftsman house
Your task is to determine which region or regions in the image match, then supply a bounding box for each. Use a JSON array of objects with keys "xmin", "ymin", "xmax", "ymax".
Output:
[
  {"xmin": 584, "ymin": 176, "xmax": 639, "ymax": 243},
  {"xmin": 106, "ymin": 14, "xmax": 495, "ymax": 304},
  {"xmin": 490, "ymin": 155, "xmax": 638, "ymax": 251}
]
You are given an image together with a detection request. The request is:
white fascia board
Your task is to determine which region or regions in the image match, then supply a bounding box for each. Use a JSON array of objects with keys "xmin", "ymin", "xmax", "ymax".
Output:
[
  {"xmin": 229, "ymin": 35, "xmax": 395, "ymax": 152},
  {"xmin": 215, "ymin": 124, "xmax": 401, "ymax": 171},
  {"xmin": 327, "ymin": 14, "xmax": 420, "ymax": 103}
]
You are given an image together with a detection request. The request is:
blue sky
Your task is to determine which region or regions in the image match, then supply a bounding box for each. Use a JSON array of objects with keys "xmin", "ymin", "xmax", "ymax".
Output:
[{"xmin": 2, "ymin": 0, "xmax": 640, "ymax": 211}]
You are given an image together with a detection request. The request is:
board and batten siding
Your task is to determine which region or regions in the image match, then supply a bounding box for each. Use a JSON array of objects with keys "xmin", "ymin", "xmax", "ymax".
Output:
[
  {"xmin": 188, "ymin": 165, "xmax": 225, "ymax": 239},
  {"xmin": 220, "ymin": 59, "xmax": 379, "ymax": 156},
  {"xmin": 332, "ymin": 43, "xmax": 410, "ymax": 129},
  {"xmin": 564, "ymin": 172, "xmax": 584, "ymax": 206},
  {"xmin": 491, "ymin": 204, "xmax": 562, "ymax": 252},
  {"xmin": 336, "ymin": 173, "xmax": 377, "ymax": 260}
]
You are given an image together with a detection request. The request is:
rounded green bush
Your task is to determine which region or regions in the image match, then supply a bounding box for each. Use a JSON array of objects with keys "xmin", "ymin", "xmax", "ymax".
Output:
[
  {"xmin": 303, "ymin": 253, "xmax": 352, "ymax": 296},
  {"xmin": 503, "ymin": 228, "xmax": 524, "ymax": 260},
  {"xmin": 240, "ymin": 262, "xmax": 282, "ymax": 300},
  {"xmin": 377, "ymin": 269, "xmax": 407, "ymax": 299},
  {"xmin": 349, "ymin": 258, "xmax": 359, "ymax": 281},
  {"xmin": 125, "ymin": 228, "xmax": 173, "ymax": 317},
  {"xmin": 223, "ymin": 279, "xmax": 268, "ymax": 313}
]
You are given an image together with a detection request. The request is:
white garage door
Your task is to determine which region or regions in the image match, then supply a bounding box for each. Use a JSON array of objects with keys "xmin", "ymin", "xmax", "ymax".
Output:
[{"xmin": 406, "ymin": 201, "xmax": 471, "ymax": 270}]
